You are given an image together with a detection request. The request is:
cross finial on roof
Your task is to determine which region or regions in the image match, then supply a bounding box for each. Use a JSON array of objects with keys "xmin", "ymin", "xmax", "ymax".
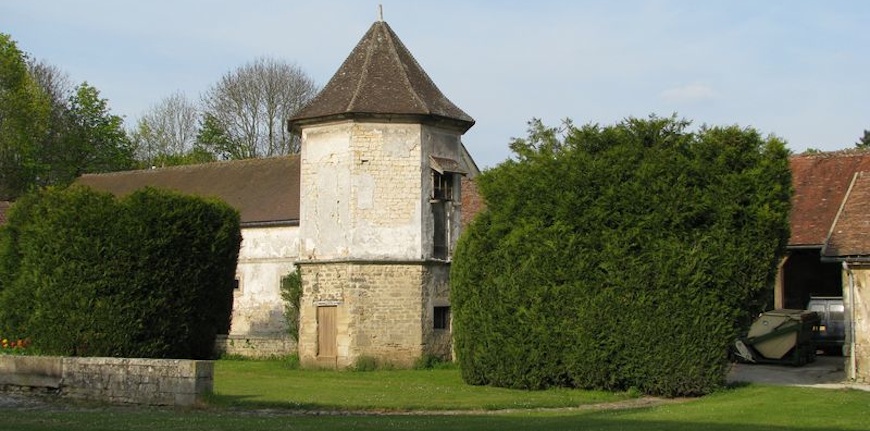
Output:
[{"xmin": 378, "ymin": 4, "xmax": 384, "ymax": 22}]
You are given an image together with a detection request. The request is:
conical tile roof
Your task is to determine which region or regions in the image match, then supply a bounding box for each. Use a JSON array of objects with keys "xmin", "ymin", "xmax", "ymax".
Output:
[{"xmin": 289, "ymin": 20, "xmax": 474, "ymax": 132}]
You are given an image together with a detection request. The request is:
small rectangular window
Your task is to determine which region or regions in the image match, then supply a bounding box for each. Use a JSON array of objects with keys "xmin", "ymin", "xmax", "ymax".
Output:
[
  {"xmin": 233, "ymin": 278, "xmax": 240, "ymax": 290},
  {"xmin": 434, "ymin": 306, "xmax": 450, "ymax": 330},
  {"xmin": 433, "ymin": 171, "xmax": 454, "ymax": 201}
]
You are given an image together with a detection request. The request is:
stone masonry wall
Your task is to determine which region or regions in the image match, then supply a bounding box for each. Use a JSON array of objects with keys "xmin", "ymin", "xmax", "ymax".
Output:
[
  {"xmin": 350, "ymin": 123, "xmax": 420, "ymax": 232},
  {"xmin": 421, "ymin": 262, "xmax": 453, "ymax": 360},
  {"xmin": 215, "ymin": 334, "xmax": 296, "ymax": 358},
  {"xmin": 0, "ymin": 356, "xmax": 212, "ymax": 406},
  {"xmin": 847, "ymin": 267, "xmax": 870, "ymax": 383},
  {"xmin": 299, "ymin": 261, "xmax": 442, "ymax": 368}
]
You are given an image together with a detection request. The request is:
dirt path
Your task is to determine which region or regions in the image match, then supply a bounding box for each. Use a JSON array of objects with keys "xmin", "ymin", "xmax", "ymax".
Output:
[
  {"xmin": 223, "ymin": 396, "xmax": 692, "ymax": 417},
  {"xmin": 400, "ymin": 396, "xmax": 691, "ymax": 416}
]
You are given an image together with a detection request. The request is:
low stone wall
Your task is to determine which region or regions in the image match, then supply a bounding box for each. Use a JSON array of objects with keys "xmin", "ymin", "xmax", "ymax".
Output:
[
  {"xmin": 0, "ymin": 356, "xmax": 212, "ymax": 406},
  {"xmin": 215, "ymin": 334, "xmax": 296, "ymax": 358}
]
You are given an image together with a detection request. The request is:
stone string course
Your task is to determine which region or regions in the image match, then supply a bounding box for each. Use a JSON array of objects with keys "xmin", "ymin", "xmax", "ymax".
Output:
[{"xmin": 0, "ymin": 356, "xmax": 212, "ymax": 406}]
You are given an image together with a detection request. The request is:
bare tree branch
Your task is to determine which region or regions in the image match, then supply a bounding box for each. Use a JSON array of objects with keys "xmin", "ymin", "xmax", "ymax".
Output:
[
  {"xmin": 201, "ymin": 57, "xmax": 317, "ymax": 159},
  {"xmin": 131, "ymin": 91, "xmax": 199, "ymax": 164}
]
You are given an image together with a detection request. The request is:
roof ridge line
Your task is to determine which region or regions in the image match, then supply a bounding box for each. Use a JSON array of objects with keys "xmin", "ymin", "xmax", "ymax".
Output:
[
  {"xmin": 822, "ymin": 171, "xmax": 861, "ymax": 257},
  {"xmin": 382, "ymin": 21, "xmax": 428, "ymax": 112},
  {"xmin": 78, "ymin": 155, "xmax": 300, "ymax": 178},
  {"xmin": 346, "ymin": 25, "xmax": 378, "ymax": 112}
]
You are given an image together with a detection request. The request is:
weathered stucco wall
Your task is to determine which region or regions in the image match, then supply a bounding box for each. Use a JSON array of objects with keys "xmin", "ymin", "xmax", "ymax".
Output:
[
  {"xmin": 845, "ymin": 266, "xmax": 870, "ymax": 383},
  {"xmin": 299, "ymin": 121, "xmax": 424, "ymax": 260},
  {"xmin": 297, "ymin": 262, "xmax": 451, "ymax": 368},
  {"xmin": 421, "ymin": 125, "xmax": 464, "ymax": 260},
  {"xmin": 0, "ymin": 356, "xmax": 212, "ymax": 406},
  {"xmin": 231, "ymin": 225, "xmax": 299, "ymax": 338}
]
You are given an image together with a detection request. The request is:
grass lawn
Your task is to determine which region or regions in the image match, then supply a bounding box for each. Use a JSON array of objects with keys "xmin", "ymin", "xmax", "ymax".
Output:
[
  {"xmin": 1, "ymin": 359, "xmax": 868, "ymax": 431},
  {"xmin": 208, "ymin": 358, "xmax": 628, "ymax": 410}
]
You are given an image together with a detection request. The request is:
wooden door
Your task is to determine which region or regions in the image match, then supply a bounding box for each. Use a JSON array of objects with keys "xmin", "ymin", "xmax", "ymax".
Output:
[{"xmin": 317, "ymin": 306, "xmax": 337, "ymax": 358}]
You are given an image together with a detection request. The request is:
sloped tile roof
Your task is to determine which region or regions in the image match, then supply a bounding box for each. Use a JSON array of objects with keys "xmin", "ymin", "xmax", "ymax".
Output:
[
  {"xmin": 823, "ymin": 171, "xmax": 870, "ymax": 257},
  {"xmin": 289, "ymin": 20, "xmax": 474, "ymax": 132},
  {"xmin": 789, "ymin": 150, "xmax": 870, "ymax": 247},
  {"xmin": 0, "ymin": 201, "xmax": 11, "ymax": 225},
  {"xmin": 76, "ymin": 157, "xmax": 300, "ymax": 225}
]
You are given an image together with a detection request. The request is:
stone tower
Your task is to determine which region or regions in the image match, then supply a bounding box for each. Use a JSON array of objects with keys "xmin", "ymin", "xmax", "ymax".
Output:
[{"xmin": 288, "ymin": 19, "xmax": 475, "ymax": 368}]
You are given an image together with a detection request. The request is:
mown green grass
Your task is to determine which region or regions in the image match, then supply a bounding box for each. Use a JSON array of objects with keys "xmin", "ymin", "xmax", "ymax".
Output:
[
  {"xmin": 3, "ymin": 385, "xmax": 869, "ymax": 431},
  {"xmin": 208, "ymin": 358, "xmax": 628, "ymax": 410},
  {"xmin": 2, "ymin": 360, "xmax": 869, "ymax": 431}
]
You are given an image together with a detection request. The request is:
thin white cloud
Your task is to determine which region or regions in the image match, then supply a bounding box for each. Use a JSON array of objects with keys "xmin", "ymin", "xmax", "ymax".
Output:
[{"xmin": 660, "ymin": 83, "xmax": 717, "ymax": 103}]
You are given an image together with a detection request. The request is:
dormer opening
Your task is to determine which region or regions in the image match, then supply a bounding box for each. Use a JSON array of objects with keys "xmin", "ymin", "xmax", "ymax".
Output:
[
  {"xmin": 431, "ymin": 169, "xmax": 457, "ymax": 260},
  {"xmin": 433, "ymin": 170, "xmax": 454, "ymax": 201}
]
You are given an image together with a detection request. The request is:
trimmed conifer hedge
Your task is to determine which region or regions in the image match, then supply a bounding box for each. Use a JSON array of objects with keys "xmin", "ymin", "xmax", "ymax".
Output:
[
  {"xmin": 0, "ymin": 186, "xmax": 240, "ymax": 359},
  {"xmin": 451, "ymin": 116, "xmax": 792, "ymax": 396}
]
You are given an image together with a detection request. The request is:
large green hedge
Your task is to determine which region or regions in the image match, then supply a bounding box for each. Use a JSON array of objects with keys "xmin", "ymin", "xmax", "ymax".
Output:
[
  {"xmin": 0, "ymin": 186, "xmax": 241, "ymax": 359},
  {"xmin": 451, "ymin": 116, "xmax": 792, "ymax": 396}
]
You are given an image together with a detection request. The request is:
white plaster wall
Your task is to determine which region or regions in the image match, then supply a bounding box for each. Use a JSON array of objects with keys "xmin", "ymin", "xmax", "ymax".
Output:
[
  {"xmin": 230, "ymin": 225, "xmax": 300, "ymax": 336},
  {"xmin": 300, "ymin": 123, "xmax": 353, "ymax": 259},
  {"xmin": 299, "ymin": 121, "xmax": 424, "ymax": 260}
]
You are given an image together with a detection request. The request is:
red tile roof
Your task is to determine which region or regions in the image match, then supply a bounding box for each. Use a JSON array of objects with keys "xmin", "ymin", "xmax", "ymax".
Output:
[
  {"xmin": 789, "ymin": 150, "xmax": 870, "ymax": 247},
  {"xmin": 77, "ymin": 157, "xmax": 300, "ymax": 225},
  {"xmin": 823, "ymin": 171, "xmax": 870, "ymax": 257}
]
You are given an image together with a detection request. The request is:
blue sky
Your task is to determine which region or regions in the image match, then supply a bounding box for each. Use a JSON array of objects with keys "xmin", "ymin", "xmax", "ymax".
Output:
[{"xmin": 3, "ymin": 1, "xmax": 868, "ymax": 168}]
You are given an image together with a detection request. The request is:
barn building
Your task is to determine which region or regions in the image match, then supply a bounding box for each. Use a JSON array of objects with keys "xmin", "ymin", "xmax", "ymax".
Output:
[
  {"xmin": 778, "ymin": 150, "xmax": 870, "ymax": 382},
  {"xmin": 76, "ymin": 18, "xmax": 479, "ymax": 368}
]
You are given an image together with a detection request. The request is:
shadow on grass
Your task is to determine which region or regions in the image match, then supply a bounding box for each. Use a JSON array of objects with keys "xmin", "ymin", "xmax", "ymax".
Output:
[
  {"xmin": 313, "ymin": 415, "xmax": 855, "ymax": 431},
  {"xmin": 201, "ymin": 392, "xmax": 351, "ymax": 412},
  {"xmin": 195, "ymin": 393, "xmax": 850, "ymax": 431},
  {"xmin": 0, "ymin": 407, "xmax": 851, "ymax": 431}
]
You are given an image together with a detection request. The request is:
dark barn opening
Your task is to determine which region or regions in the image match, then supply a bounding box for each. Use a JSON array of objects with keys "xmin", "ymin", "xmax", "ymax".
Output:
[{"xmin": 782, "ymin": 248, "xmax": 842, "ymax": 309}]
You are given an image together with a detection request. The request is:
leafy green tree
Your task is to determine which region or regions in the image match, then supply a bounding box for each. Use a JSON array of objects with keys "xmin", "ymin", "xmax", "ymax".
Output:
[
  {"xmin": 146, "ymin": 147, "xmax": 216, "ymax": 168},
  {"xmin": 856, "ymin": 129, "xmax": 870, "ymax": 148},
  {"xmin": 451, "ymin": 116, "xmax": 792, "ymax": 397},
  {"xmin": 2, "ymin": 33, "xmax": 134, "ymax": 198},
  {"xmin": 280, "ymin": 268, "xmax": 302, "ymax": 342},
  {"xmin": 0, "ymin": 33, "xmax": 49, "ymax": 200},
  {"xmin": 196, "ymin": 113, "xmax": 240, "ymax": 160},
  {"xmin": 62, "ymin": 82, "xmax": 135, "ymax": 177},
  {"xmin": 27, "ymin": 60, "xmax": 75, "ymax": 188}
]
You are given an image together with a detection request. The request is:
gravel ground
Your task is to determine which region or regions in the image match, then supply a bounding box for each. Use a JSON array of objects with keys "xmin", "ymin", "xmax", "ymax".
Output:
[{"xmin": 727, "ymin": 354, "xmax": 870, "ymax": 391}]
